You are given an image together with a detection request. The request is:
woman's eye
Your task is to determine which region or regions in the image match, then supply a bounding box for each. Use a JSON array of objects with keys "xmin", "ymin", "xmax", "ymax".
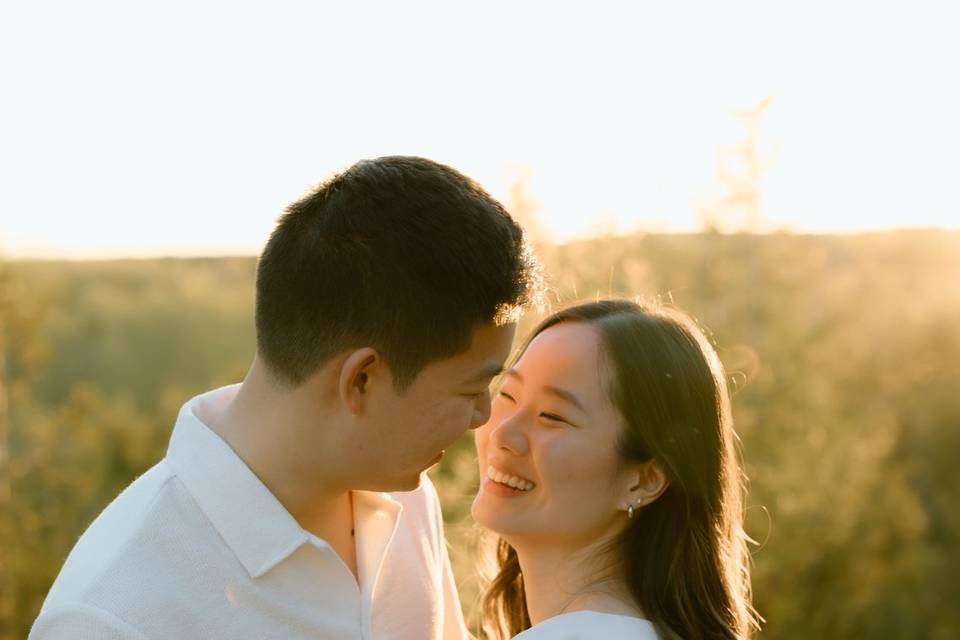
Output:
[
  {"xmin": 498, "ymin": 391, "xmax": 516, "ymax": 403},
  {"xmin": 540, "ymin": 412, "xmax": 567, "ymax": 424}
]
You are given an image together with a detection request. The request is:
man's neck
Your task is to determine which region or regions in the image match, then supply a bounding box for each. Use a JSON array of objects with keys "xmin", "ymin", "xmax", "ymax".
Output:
[
  {"xmin": 200, "ymin": 368, "xmax": 359, "ymax": 578},
  {"xmin": 514, "ymin": 537, "xmax": 641, "ymax": 625}
]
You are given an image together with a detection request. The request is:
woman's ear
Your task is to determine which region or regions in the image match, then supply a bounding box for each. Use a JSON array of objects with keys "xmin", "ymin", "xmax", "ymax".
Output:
[
  {"xmin": 338, "ymin": 348, "xmax": 380, "ymax": 415},
  {"xmin": 621, "ymin": 460, "xmax": 669, "ymax": 512}
]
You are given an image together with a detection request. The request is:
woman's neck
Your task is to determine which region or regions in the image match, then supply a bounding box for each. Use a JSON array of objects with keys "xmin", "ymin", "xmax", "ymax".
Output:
[{"xmin": 514, "ymin": 539, "xmax": 644, "ymax": 625}]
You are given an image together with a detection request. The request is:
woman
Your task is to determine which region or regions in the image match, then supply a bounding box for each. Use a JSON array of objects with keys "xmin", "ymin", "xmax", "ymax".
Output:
[{"xmin": 471, "ymin": 299, "xmax": 759, "ymax": 639}]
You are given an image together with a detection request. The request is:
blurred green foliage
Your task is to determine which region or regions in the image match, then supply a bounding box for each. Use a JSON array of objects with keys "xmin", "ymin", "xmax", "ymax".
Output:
[{"xmin": 1, "ymin": 231, "xmax": 958, "ymax": 639}]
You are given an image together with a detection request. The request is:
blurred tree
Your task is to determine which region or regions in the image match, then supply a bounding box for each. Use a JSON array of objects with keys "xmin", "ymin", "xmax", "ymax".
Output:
[
  {"xmin": 697, "ymin": 97, "xmax": 777, "ymax": 234},
  {"xmin": 0, "ymin": 258, "xmax": 254, "ymax": 638},
  {"xmin": 0, "ymin": 258, "xmax": 56, "ymax": 637},
  {"xmin": 2, "ymin": 232, "xmax": 959, "ymax": 639}
]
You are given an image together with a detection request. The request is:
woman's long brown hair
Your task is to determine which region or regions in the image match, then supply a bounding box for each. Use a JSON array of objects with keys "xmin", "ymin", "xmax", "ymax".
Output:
[{"xmin": 479, "ymin": 299, "xmax": 760, "ymax": 639}]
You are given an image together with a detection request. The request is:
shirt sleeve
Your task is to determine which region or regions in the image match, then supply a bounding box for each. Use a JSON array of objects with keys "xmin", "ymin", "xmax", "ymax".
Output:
[
  {"xmin": 29, "ymin": 604, "xmax": 149, "ymax": 640},
  {"xmin": 440, "ymin": 534, "xmax": 472, "ymax": 640},
  {"xmin": 423, "ymin": 475, "xmax": 472, "ymax": 640}
]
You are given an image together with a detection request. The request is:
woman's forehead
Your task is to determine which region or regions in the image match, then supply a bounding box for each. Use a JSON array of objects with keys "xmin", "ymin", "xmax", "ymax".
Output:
[
  {"xmin": 516, "ymin": 322, "xmax": 624, "ymax": 429},
  {"xmin": 517, "ymin": 323, "xmax": 605, "ymax": 384}
]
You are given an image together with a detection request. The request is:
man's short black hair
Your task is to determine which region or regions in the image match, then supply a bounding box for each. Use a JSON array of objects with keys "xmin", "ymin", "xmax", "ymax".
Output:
[{"xmin": 255, "ymin": 156, "xmax": 541, "ymax": 391}]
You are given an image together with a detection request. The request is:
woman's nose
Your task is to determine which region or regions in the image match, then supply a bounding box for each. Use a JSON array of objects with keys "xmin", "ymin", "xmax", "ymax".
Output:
[{"xmin": 489, "ymin": 410, "xmax": 529, "ymax": 455}]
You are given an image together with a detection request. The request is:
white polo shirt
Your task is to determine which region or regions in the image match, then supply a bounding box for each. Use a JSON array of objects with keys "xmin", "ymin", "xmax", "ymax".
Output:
[{"xmin": 30, "ymin": 386, "xmax": 469, "ymax": 640}]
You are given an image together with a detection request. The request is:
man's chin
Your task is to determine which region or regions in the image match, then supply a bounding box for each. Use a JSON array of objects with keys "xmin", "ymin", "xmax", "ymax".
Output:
[
  {"xmin": 403, "ymin": 472, "xmax": 425, "ymax": 491},
  {"xmin": 370, "ymin": 471, "xmax": 424, "ymax": 494},
  {"xmin": 425, "ymin": 449, "xmax": 445, "ymax": 468}
]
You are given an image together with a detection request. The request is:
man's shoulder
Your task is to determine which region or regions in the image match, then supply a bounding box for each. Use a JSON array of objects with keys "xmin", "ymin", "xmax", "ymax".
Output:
[
  {"xmin": 30, "ymin": 602, "xmax": 150, "ymax": 640},
  {"xmin": 40, "ymin": 459, "xmax": 228, "ymax": 617},
  {"xmin": 44, "ymin": 462, "xmax": 172, "ymax": 593}
]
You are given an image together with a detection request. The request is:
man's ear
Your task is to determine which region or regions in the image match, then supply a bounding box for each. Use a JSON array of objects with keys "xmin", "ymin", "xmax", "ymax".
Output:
[
  {"xmin": 338, "ymin": 348, "xmax": 381, "ymax": 415},
  {"xmin": 621, "ymin": 460, "xmax": 669, "ymax": 512}
]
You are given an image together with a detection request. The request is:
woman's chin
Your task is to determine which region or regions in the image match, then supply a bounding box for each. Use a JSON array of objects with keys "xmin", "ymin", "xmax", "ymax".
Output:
[
  {"xmin": 470, "ymin": 497, "xmax": 496, "ymax": 531},
  {"xmin": 471, "ymin": 498, "xmax": 524, "ymax": 539},
  {"xmin": 471, "ymin": 497, "xmax": 502, "ymax": 531}
]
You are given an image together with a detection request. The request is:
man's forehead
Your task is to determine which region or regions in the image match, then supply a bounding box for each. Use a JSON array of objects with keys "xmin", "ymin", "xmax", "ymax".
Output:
[
  {"xmin": 429, "ymin": 322, "xmax": 515, "ymax": 379},
  {"xmin": 468, "ymin": 323, "xmax": 515, "ymax": 365}
]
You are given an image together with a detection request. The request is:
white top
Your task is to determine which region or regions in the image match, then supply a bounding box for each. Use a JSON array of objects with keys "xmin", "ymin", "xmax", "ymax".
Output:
[
  {"xmin": 513, "ymin": 611, "xmax": 659, "ymax": 640},
  {"xmin": 30, "ymin": 385, "xmax": 469, "ymax": 640}
]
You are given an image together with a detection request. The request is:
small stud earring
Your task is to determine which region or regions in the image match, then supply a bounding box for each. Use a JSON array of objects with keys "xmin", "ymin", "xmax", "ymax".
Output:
[{"xmin": 627, "ymin": 504, "xmax": 635, "ymax": 519}]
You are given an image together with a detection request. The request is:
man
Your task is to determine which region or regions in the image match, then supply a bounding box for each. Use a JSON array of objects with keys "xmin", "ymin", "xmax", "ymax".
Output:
[{"xmin": 30, "ymin": 157, "xmax": 542, "ymax": 639}]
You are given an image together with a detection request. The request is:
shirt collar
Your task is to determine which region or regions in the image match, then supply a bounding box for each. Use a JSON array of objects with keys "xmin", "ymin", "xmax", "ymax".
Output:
[
  {"xmin": 353, "ymin": 488, "xmax": 403, "ymax": 604},
  {"xmin": 166, "ymin": 385, "xmax": 311, "ymax": 578},
  {"xmin": 165, "ymin": 385, "xmax": 404, "ymax": 582}
]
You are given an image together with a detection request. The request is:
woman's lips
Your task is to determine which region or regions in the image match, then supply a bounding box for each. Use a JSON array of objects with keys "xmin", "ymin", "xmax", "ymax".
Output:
[
  {"xmin": 486, "ymin": 465, "xmax": 536, "ymax": 490},
  {"xmin": 480, "ymin": 475, "xmax": 533, "ymax": 498}
]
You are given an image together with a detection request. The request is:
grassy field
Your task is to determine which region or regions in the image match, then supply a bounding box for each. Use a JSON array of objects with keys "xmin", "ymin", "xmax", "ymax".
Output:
[{"xmin": 3, "ymin": 229, "xmax": 959, "ymax": 639}]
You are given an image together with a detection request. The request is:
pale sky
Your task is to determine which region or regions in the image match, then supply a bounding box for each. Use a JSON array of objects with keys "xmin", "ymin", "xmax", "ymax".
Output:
[{"xmin": 2, "ymin": 1, "xmax": 958, "ymax": 258}]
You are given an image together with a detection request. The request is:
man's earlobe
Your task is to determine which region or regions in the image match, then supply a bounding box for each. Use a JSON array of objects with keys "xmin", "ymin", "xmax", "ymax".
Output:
[{"xmin": 338, "ymin": 348, "xmax": 379, "ymax": 415}]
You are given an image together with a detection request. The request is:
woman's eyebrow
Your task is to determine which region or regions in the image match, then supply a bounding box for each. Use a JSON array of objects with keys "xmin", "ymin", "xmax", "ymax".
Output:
[
  {"xmin": 506, "ymin": 370, "xmax": 587, "ymax": 414},
  {"xmin": 543, "ymin": 386, "xmax": 587, "ymax": 413}
]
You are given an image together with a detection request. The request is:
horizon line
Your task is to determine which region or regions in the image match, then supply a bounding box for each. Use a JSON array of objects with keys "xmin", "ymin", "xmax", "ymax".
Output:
[{"xmin": 4, "ymin": 226, "xmax": 958, "ymax": 262}]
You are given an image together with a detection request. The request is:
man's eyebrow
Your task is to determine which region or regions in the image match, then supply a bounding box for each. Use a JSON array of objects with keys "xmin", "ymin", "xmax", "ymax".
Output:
[
  {"xmin": 465, "ymin": 364, "xmax": 505, "ymax": 385},
  {"xmin": 505, "ymin": 370, "xmax": 587, "ymax": 414}
]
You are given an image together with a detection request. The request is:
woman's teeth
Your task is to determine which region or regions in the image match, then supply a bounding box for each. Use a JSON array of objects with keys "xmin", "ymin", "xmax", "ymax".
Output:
[{"xmin": 487, "ymin": 466, "xmax": 535, "ymax": 491}]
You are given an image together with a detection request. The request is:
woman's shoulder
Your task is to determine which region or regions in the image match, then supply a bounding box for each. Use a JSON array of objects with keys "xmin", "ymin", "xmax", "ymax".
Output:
[{"xmin": 513, "ymin": 610, "xmax": 659, "ymax": 640}]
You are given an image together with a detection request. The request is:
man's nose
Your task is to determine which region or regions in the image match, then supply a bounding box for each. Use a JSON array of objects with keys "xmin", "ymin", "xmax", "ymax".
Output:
[{"xmin": 469, "ymin": 389, "xmax": 492, "ymax": 430}]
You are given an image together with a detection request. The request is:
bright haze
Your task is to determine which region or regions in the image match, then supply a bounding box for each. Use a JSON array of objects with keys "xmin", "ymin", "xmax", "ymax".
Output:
[{"xmin": 2, "ymin": 1, "xmax": 957, "ymax": 259}]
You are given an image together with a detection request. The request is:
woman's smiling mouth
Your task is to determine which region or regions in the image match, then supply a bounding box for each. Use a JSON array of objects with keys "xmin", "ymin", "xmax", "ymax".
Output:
[{"xmin": 485, "ymin": 465, "xmax": 536, "ymax": 492}]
